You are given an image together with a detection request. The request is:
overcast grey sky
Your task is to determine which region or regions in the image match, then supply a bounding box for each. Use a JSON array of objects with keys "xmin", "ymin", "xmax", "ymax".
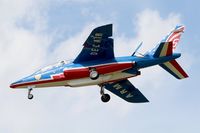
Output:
[{"xmin": 0, "ymin": 0, "xmax": 199, "ymax": 133}]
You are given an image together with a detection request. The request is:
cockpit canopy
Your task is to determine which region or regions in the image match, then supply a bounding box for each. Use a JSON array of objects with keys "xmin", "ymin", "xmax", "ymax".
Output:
[{"xmin": 34, "ymin": 60, "xmax": 71, "ymax": 74}]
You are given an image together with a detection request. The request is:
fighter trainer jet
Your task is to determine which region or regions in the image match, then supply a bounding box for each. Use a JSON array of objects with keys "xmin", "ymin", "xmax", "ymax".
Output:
[{"xmin": 10, "ymin": 24, "xmax": 188, "ymax": 103}]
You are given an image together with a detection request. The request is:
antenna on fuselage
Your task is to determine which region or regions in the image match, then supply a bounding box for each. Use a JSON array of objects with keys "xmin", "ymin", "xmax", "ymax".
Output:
[{"xmin": 132, "ymin": 42, "xmax": 143, "ymax": 56}]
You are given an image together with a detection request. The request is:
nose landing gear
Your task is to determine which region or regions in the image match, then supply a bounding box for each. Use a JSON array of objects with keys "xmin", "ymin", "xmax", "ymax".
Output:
[{"xmin": 28, "ymin": 88, "xmax": 34, "ymax": 100}]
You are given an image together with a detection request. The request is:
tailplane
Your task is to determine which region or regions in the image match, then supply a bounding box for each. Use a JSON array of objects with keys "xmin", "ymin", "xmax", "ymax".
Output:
[{"xmin": 160, "ymin": 60, "xmax": 188, "ymax": 79}]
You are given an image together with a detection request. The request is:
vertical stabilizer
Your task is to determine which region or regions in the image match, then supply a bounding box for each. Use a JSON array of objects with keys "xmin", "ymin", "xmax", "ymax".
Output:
[{"xmin": 151, "ymin": 25, "xmax": 188, "ymax": 79}]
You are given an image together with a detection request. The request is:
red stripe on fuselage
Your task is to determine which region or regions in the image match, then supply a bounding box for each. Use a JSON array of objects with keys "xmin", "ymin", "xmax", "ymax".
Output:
[
  {"xmin": 96, "ymin": 63, "xmax": 133, "ymax": 74},
  {"xmin": 52, "ymin": 73, "xmax": 65, "ymax": 79},
  {"xmin": 10, "ymin": 78, "xmax": 66, "ymax": 88},
  {"xmin": 64, "ymin": 68, "xmax": 89, "ymax": 80},
  {"xmin": 64, "ymin": 62, "xmax": 133, "ymax": 80}
]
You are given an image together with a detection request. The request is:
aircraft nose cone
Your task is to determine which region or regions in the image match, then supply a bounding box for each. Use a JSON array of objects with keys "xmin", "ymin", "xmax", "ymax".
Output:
[
  {"xmin": 10, "ymin": 83, "xmax": 15, "ymax": 88},
  {"xmin": 10, "ymin": 75, "xmax": 36, "ymax": 88},
  {"xmin": 10, "ymin": 79, "xmax": 23, "ymax": 88}
]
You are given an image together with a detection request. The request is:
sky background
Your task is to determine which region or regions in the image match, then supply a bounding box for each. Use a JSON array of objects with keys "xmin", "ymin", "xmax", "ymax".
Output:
[{"xmin": 0, "ymin": 0, "xmax": 199, "ymax": 133}]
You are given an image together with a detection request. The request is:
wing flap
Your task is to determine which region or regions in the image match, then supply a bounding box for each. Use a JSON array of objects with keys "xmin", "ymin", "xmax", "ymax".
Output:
[{"xmin": 102, "ymin": 79, "xmax": 149, "ymax": 103}]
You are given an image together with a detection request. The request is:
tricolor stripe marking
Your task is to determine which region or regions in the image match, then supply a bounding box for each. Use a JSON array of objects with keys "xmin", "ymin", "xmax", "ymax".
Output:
[{"xmin": 163, "ymin": 60, "xmax": 188, "ymax": 79}]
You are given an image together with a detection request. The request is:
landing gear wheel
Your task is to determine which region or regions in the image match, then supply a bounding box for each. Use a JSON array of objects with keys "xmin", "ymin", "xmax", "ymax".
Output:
[
  {"xmin": 28, "ymin": 88, "xmax": 33, "ymax": 100},
  {"xmin": 89, "ymin": 68, "xmax": 99, "ymax": 80},
  {"xmin": 101, "ymin": 94, "xmax": 110, "ymax": 103},
  {"xmin": 28, "ymin": 94, "xmax": 34, "ymax": 99},
  {"xmin": 100, "ymin": 85, "xmax": 110, "ymax": 103}
]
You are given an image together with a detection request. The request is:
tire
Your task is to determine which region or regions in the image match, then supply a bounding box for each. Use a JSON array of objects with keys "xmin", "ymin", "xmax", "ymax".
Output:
[
  {"xmin": 90, "ymin": 70, "xmax": 99, "ymax": 80},
  {"xmin": 28, "ymin": 94, "xmax": 34, "ymax": 100},
  {"xmin": 101, "ymin": 94, "xmax": 110, "ymax": 103}
]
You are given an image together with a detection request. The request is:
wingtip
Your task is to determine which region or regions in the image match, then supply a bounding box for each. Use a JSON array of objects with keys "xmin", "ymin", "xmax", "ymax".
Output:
[{"xmin": 95, "ymin": 24, "xmax": 112, "ymax": 29}]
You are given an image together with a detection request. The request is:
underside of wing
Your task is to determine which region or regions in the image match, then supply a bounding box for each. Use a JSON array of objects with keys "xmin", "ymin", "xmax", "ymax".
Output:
[
  {"xmin": 102, "ymin": 79, "xmax": 149, "ymax": 103},
  {"xmin": 73, "ymin": 24, "xmax": 114, "ymax": 63}
]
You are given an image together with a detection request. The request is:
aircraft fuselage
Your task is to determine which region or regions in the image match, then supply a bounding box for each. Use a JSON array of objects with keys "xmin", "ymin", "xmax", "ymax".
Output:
[{"xmin": 10, "ymin": 54, "xmax": 179, "ymax": 89}]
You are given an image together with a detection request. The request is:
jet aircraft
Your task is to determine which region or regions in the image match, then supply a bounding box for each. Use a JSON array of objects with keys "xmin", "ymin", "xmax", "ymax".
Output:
[{"xmin": 10, "ymin": 24, "xmax": 188, "ymax": 103}]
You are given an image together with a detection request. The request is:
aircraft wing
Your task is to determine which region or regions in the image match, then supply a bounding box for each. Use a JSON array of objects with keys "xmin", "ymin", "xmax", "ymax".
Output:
[
  {"xmin": 73, "ymin": 24, "xmax": 114, "ymax": 63},
  {"xmin": 102, "ymin": 79, "xmax": 149, "ymax": 103}
]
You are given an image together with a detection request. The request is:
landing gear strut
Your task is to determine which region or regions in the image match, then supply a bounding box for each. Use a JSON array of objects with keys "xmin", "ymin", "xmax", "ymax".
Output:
[
  {"xmin": 100, "ymin": 86, "xmax": 110, "ymax": 103},
  {"xmin": 28, "ymin": 88, "xmax": 33, "ymax": 100}
]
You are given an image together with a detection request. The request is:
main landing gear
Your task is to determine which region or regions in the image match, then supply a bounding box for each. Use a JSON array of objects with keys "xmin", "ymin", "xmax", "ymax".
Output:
[
  {"xmin": 100, "ymin": 85, "xmax": 110, "ymax": 103},
  {"xmin": 28, "ymin": 87, "xmax": 34, "ymax": 100}
]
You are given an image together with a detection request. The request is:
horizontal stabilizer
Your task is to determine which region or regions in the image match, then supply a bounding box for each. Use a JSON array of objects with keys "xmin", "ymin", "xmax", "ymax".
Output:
[
  {"xmin": 160, "ymin": 60, "xmax": 188, "ymax": 79},
  {"xmin": 102, "ymin": 79, "xmax": 149, "ymax": 103}
]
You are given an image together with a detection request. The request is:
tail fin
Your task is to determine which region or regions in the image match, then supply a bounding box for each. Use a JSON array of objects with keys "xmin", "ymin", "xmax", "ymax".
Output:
[
  {"xmin": 163, "ymin": 25, "xmax": 185, "ymax": 49},
  {"xmin": 153, "ymin": 41, "xmax": 173, "ymax": 57},
  {"xmin": 151, "ymin": 25, "xmax": 185, "ymax": 57},
  {"xmin": 152, "ymin": 25, "xmax": 188, "ymax": 79}
]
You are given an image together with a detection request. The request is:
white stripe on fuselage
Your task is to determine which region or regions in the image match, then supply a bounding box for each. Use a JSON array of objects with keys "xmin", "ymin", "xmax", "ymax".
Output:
[{"xmin": 66, "ymin": 71, "xmax": 137, "ymax": 87}]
